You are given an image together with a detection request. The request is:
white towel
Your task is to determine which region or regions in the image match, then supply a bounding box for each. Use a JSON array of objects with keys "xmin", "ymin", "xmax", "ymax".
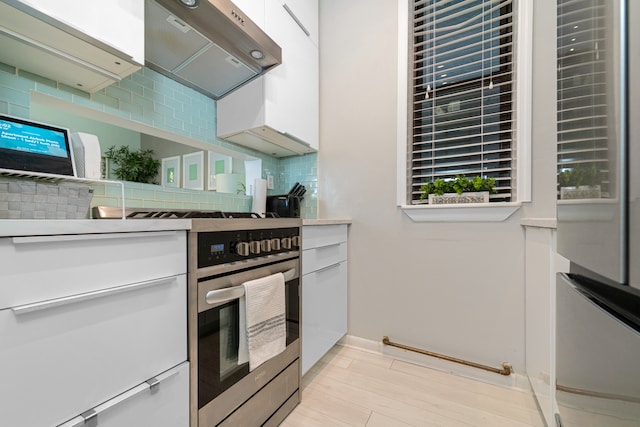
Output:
[{"xmin": 237, "ymin": 272, "xmax": 286, "ymax": 371}]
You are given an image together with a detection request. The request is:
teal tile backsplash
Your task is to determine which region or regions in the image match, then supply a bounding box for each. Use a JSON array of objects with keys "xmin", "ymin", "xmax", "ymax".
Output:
[
  {"xmin": 0, "ymin": 64, "xmax": 318, "ymax": 218},
  {"xmin": 276, "ymin": 153, "xmax": 318, "ymax": 218}
]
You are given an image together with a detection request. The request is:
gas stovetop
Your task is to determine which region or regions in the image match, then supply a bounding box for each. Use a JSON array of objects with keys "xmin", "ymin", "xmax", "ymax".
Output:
[{"xmin": 92, "ymin": 206, "xmax": 280, "ymax": 220}]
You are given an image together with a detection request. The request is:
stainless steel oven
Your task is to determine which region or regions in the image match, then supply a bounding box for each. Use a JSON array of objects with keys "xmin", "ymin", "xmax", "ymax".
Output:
[{"xmin": 189, "ymin": 218, "xmax": 301, "ymax": 427}]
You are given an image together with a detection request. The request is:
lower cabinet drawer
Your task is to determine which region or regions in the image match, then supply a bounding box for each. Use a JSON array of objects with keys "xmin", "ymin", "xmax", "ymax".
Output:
[
  {"xmin": 0, "ymin": 230, "xmax": 187, "ymax": 309},
  {"xmin": 302, "ymin": 241, "xmax": 347, "ymax": 276},
  {"xmin": 302, "ymin": 224, "xmax": 347, "ymax": 250},
  {"xmin": 302, "ymin": 261, "xmax": 347, "ymax": 375},
  {"xmin": 59, "ymin": 362, "xmax": 189, "ymax": 427},
  {"xmin": 0, "ymin": 274, "xmax": 187, "ymax": 427}
]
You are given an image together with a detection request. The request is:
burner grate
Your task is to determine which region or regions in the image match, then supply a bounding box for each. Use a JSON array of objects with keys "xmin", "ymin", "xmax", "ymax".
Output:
[{"xmin": 92, "ymin": 206, "xmax": 282, "ymax": 219}]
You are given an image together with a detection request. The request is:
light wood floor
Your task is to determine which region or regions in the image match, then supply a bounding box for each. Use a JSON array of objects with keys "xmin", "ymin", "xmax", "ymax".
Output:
[{"xmin": 282, "ymin": 345, "xmax": 545, "ymax": 427}]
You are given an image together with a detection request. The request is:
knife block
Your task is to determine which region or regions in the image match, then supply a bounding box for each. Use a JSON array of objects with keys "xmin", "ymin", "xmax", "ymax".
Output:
[{"xmin": 266, "ymin": 195, "xmax": 300, "ymax": 218}]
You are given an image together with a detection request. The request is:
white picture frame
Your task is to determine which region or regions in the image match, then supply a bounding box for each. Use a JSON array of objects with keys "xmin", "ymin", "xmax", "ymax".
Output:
[
  {"xmin": 183, "ymin": 151, "xmax": 204, "ymax": 190},
  {"xmin": 207, "ymin": 152, "xmax": 232, "ymax": 191},
  {"xmin": 161, "ymin": 156, "xmax": 181, "ymax": 188}
]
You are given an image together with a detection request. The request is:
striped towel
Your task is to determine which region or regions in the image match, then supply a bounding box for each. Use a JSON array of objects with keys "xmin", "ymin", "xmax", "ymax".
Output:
[{"xmin": 238, "ymin": 272, "xmax": 286, "ymax": 371}]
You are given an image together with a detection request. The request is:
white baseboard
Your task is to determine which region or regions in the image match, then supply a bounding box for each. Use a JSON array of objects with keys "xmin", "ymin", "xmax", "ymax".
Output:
[{"xmin": 338, "ymin": 334, "xmax": 531, "ymax": 393}]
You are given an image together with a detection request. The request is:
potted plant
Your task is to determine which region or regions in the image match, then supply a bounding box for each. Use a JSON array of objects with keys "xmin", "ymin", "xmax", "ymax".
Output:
[
  {"xmin": 420, "ymin": 175, "xmax": 496, "ymax": 204},
  {"xmin": 105, "ymin": 145, "xmax": 160, "ymax": 184},
  {"xmin": 558, "ymin": 165, "xmax": 601, "ymax": 199}
]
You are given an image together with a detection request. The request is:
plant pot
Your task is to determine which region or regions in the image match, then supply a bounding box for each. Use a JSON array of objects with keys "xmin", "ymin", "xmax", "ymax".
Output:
[
  {"xmin": 560, "ymin": 185, "xmax": 601, "ymax": 200},
  {"xmin": 427, "ymin": 191, "xmax": 489, "ymax": 204}
]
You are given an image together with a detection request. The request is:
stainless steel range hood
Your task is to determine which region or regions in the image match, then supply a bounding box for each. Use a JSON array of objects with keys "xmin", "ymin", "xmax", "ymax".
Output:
[{"xmin": 145, "ymin": 0, "xmax": 281, "ymax": 100}]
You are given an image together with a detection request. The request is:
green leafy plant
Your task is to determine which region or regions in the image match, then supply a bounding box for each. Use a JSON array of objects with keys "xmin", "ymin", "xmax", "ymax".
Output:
[
  {"xmin": 558, "ymin": 165, "xmax": 601, "ymax": 188},
  {"xmin": 419, "ymin": 175, "xmax": 496, "ymax": 200},
  {"xmin": 105, "ymin": 145, "xmax": 160, "ymax": 184}
]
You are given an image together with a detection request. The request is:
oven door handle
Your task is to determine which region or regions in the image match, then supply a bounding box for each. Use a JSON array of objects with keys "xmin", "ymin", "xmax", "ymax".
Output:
[{"xmin": 205, "ymin": 268, "xmax": 296, "ymax": 305}]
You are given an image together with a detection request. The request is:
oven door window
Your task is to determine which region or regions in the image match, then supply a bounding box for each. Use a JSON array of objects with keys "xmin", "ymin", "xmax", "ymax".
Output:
[{"xmin": 198, "ymin": 278, "xmax": 299, "ymax": 408}]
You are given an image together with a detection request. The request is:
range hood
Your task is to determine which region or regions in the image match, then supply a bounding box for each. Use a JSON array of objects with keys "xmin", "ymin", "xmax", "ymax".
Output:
[{"xmin": 145, "ymin": 0, "xmax": 281, "ymax": 100}]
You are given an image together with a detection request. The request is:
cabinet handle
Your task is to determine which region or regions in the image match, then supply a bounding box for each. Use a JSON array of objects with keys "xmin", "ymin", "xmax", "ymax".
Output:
[
  {"xmin": 12, "ymin": 276, "xmax": 178, "ymax": 315},
  {"xmin": 12, "ymin": 231, "xmax": 179, "ymax": 245},
  {"xmin": 81, "ymin": 383, "xmax": 149, "ymax": 427},
  {"xmin": 282, "ymin": 4, "xmax": 311, "ymax": 36},
  {"xmin": 58, "ymin": 364, "xmax": 184, "ymax": 427},
  {"xmin": 314, "ymin": 242, "xmax": 343, "ymax": 250},
  {"xmin": 146, "ymin": 365, "xmax": 181, "ymax": 393},
  {"xmin": 313, "ymin": 262, "xmax": 342, "ymax": 275}
]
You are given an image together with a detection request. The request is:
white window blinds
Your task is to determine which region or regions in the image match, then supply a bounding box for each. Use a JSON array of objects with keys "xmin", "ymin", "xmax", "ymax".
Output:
[
  {"xmin": 557, "ymin": 0, "xmax": 610, "ymax": 196},
  {"xmin": 409, "ymin": 0, "xmax": 514, "ymax": 203}
]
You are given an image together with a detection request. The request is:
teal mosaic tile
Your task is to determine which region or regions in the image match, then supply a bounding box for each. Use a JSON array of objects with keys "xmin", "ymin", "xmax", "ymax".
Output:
[
  {"xmin": 0, "ymin": 62, "xmax": 16, "ymax": 74},
  {"xmin": 0, "ymin": 71, "xmax": 35, "ymax": 92},
  {"xmin": 131, "ymin": 93, "xmax": 152, "ymax": 112},
  {"xmin": 17, "ymin": 70, "xmax": 56, "ymax": 88},
  {"xmin": 105, "ymin": 85, "xmax": 132, "ymax": 103},
  {"xmin": 154, "ymin": 102, "xmax": 174, "ymax": 117},
  {"xmin": 142, "ymin": 200, "xmax": 164, "ymax": 208},
  {"xmin": 118, "ymin": 78, "xmax": 144, "ymax": 96},
  {"xmin": 130, "ymin": 71, "xmax": 155, "ymax": 89},
  {"xmin": 142, "ymin": 86, "xmax": 165, "ymax": 104},
  {"xmin": 34, "ymin": 83, "xmax": 73, "ymax": 101},
  {"xmin": 92, "ymin": 92, "xmax": 119, "ymax": 109},
  {"xmin": 119, "ymin": 100, "xmax": 144, "ymax": 117},
  {"xmin": 130, "ymin": 188, "xmax": 157, "ymax": 200},
  {"xmin": 59, "ymin": 83, "xmax": 90, "ymax": 98},
  {"xmin": 0, "ymin": 86, "xmax": 30, "ymax": 110},
  {"xmin": 9, "ymin": 105, "xmax": 29, "ymax": 118}
]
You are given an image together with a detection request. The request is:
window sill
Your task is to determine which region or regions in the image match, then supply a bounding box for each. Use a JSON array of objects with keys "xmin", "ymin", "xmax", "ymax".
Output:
[{"xmin": 400, "ymin": 202, "xmax": 521, "ymax": 222}]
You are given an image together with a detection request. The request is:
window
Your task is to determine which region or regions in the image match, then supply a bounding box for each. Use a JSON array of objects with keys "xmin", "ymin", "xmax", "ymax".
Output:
[{"xmin": 407, "ymin": 0, "xmax": 515, "ymax": 204}]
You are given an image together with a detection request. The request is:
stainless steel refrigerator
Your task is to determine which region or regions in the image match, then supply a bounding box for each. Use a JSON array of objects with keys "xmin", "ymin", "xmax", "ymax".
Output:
[{"xmin": 556, "ymin": 0, "xmax": 640, "ymax": 425}]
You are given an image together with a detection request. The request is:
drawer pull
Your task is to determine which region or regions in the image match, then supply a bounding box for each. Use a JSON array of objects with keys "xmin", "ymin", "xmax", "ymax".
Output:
[
  {"xmin": 58, "ymin": 364, "xmax": 184, "ymax": 427},
  {"xmin": 81, "ymin": 382, "xmax": 149, "ymax": 427},
  {"xmin": 306, "ymin": 242, "xmax": 344, "ymax": 251},
  {"xmin": 12, "ymin": 231, "xmax": 179, "ymax": 245},
  {"xmin": 313, "ymin": 262, "xmax": 342, "ymax": 275},
  {"xmin": 12, "ymin": 276, "xmax": 177, "ymax": 315},
  {"xmin": 146, "ymin": 365, "xmax": 180, "ymax": 393}
]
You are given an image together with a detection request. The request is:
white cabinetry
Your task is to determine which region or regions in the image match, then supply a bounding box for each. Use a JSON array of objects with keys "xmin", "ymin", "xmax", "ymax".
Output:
[
  {"xmin": 0, "ymin": 0, "xmax": 143, "ymax": 92},
  {"xmin": 0, "ymin": 230, "xmax": 188, "ymax": 427},
  {"xmin": 15, "ymin": 0, "xmax": 144, "ymax": 64},
  {"xmin": 302, "ymin": 224, "xmax": 348, "ymax": 375},
  {"xmin": 217, "ymin": 0, "xmax": 319, "ymax": 157}
]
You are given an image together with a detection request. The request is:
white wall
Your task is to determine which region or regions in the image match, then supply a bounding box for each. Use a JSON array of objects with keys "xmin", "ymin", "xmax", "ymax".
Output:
[{"xmin": 318, "ymin": 0, "xmax": 557, "ymax": 375}]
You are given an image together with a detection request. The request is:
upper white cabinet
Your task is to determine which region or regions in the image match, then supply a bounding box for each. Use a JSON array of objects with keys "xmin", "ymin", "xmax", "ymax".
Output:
[
  {"xmin": 280, "ymin": 0, "xmax": 318, "ymax": 47},
  {"xmin": 232, "ymin": 0, "xmax": 266, "ymax": 29},
  {"xmin": 15, "ymin": 0, "xmax": 144, "ymax": 64},
  {"xmin": 217, "ymin": 0, "xmax": 319, "ymax": 157},
  {"xmin": 0, "ymin": 0, "xmax": 143, "ymax": 92}
]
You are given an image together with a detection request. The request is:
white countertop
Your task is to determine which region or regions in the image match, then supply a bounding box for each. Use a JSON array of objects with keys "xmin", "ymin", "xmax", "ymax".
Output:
[
  {"xmin": 0, "ymin": 217, "xmax": 352, "ymax": 237},
  {"xmin": 303, "ymin": 219, "xmax": 352, "ymax": 226},
  {"xmin": 0, "ymin": 219, "xmax": 191, "ymax": 237}
]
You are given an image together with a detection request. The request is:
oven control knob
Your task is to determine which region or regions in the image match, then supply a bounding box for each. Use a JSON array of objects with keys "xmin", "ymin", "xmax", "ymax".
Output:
[
  {"xmin": 270, "ymin": 238, "xmax": 281, "ymax": 251},
  {"xmin": 281, "ymin": 237, "xmax": 292, "ymax": 250},
  {"xmin": 261, "ymin": 239, "xmax": 272, "ymax": 252},
  {"xmin": 250, "ymin": 241, "xmax": 261, "ymax": 254},
  {"xmin": 235, "ymin": 242, "xmax": 250, "ymax": 256},
  {"xmin": 292, "ymin": 235, "xmax": 301, "ymax": 247}
]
